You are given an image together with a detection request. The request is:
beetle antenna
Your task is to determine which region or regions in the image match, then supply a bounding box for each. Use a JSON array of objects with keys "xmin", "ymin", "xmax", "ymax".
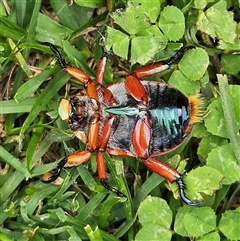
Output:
[{"xmin": 175, "ymin": 175, "xmax": 202, "ymax": 206}]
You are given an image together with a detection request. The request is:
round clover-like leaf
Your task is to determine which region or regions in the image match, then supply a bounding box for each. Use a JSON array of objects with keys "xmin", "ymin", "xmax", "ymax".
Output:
[
  {"xmin": 178, "ymin": 48, "xmax": 209, "ymax": 81},
  {"xmin": 159, "ymin": 6, "xmax": 185, "ymax": 41}
]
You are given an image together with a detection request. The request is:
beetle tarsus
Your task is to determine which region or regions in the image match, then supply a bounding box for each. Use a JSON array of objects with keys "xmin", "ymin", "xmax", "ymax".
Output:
[
  {"xmin": 42, "ymin": 157, "xmax": 67, "ymax": 183},
  {"xmin": 102, "ymin": 50, "xmax": 108, "ymax": 58},
  {"xmin": 175, "ymin": 175, "xmax": 202, "ymax": 206},
  {"xmin": 100, "ymin": 178, "xmax": 126, "ymax": 198},
  {"xmin": 167, "ymin": 46, "xmax": 193, "ymax": 66},
  {"xmin": 46, "ymin": 43, "xmax": 67, "ymax": 70}
]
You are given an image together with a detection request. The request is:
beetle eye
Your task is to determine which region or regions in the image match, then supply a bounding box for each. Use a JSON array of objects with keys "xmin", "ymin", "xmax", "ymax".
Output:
[{"xmin": 59, "ymin": 98, "xmax": 70, "ymax": 121}]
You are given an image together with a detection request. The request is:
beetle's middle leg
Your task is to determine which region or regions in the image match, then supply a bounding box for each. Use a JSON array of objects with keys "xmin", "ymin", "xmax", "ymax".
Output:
[{"xmin": 97, "ymin": 115, "xmax": 126, "ymax": 197}]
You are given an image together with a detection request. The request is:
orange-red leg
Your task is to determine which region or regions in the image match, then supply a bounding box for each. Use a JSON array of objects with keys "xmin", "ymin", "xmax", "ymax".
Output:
[
  {"xmin": 132, "ymin": 46, "xmax": 191, "ymax": 78},
  {"xmin": 143, "ymin": 158, "xmax": 201, "ymax": 206},
  {"xmin": 95, "ymin": 51, "xmax": 108, "ymax": 84},
  {"xmin": 125, "ymin": 70, "xmax": 152, "ymax": 159},
  {"xmin": 124, "ymin": 49, "xmax": 200, "ymax": 205},
  {"xmin": 87, "ymin": 113, "xmax": 100, "ymax": 151},
  {"xmin": 97, "ymin": 152, "xmax": 125, "ymax": 197},
  {"xmin": 48, "ymin": 43, "xmax": 98, "ymax": 100},
  {"xmin": 132, "ymin": 113, "xmax": 151, "ymax": 159},
  {"xmin": 42, "ymin": 113, "xmax": 99, "ymax": 183},
  {"xmin": 96, "ymin": 116, "xmax": 125, "ymax": 197},
  {"xmin": 98, "ymin": 116, "xmax": 118, "ymax": 151},
  {"xmin": 42, "ymin": 150, "xmax": 92, "ymax": 183},
  {"xmin": 125, "ymin": 75, "xmax": 148, "ymax": 105}
]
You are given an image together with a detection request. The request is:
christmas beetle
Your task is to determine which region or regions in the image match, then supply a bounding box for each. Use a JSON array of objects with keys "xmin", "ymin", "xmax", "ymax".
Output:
[{"xmin": 43, "ymin": 43, "xmax": 203, "ymax": 206}]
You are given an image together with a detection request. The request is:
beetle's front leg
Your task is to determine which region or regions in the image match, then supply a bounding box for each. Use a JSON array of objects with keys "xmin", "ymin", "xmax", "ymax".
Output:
[
  {"xmin": 42, "ymin": 150, "xmax": 92, "ymax": 183},
  {"xmin": 48, "ymin": 43, "xmax": 98, "ymax": 100},
  {"xmin": 42, "ymin": 112, "xmax": 100, "ymax": 183}
]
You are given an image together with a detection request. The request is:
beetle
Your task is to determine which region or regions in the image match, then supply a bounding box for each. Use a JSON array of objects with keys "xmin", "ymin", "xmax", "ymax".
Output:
[{"xmin": 43, "ymin": 43, "xmax": 203, "ymax": 206}]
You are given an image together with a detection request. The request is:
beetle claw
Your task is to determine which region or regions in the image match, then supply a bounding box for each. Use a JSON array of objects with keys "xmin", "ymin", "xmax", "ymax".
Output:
[
  {"xmin": 175, "ymin": 175, "xmax": 202, "ymax": 206},
  {"xmin": 42, "ymin": 157, "xmax": 67, "ymax": 183},
  {"xmin": 100, "ymin": 178, "xmax": 127, "ymax": 198}
]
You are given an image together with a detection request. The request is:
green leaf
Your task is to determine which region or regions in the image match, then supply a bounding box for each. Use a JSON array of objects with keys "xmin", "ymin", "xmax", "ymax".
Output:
[
  {"xmin": 26, "ymin": 118, "xmax": 45, "ymax": 170},
  {"xmin": 0, "ymin": 233, "xmax": 14, "ymax": 241},
  {"xmin": 111, "ymin": 2, "xmax": 151, "ymax": 34},
  {"xmin": 131, "ymin": 0, "xmax": 161, "ymax": 23},
  {"xmin": 135, "ymin": 197, "xmax": 172, "ymax": 241},
  {"xmin": 178, "ymin": 48, "xmax": 209, "ymax": 81},
  {"xmin": 77, "ymin": 193, "xmax": 106, "ymax": 221},
  {"xmin": 51, "ymin": 0, "xmax": 79, "ymax": 30},
  {"xmin": 174, "ymin": 206, "xmax": 191, "ymax": 236},
  {"xmin": 204, "ymin": 85, "xmax": 240, "ymax": 138},
  {"xmin": 218, "ymin": 75, "xmax": 240, "ymax": 163},
  {"xmin": 198, "ymin": 132, "xmax": 228, "ymax": 160},
  {"xmin": 135, "ymin": 225, "xmax": 172, "ymax": 241},
  {"xmin": 0, "ymin": 98, "xmax": 37, "ymax": 114},
  {"xmin": 207, "ymin": 143, "xmax": 240, "ymax": 185},
  {"xmin": 14, "ymin": 68, "xmax": 56, "ymax": 103},
  {"xmin": 63, "ymin": 40, "xmax": 94, "ymax": 76},
  {"xmin": 196, "ymin": 1, "xmax": 237, "ymax": 43},
  {"xmin": 168, "ymin": 70, "xmax": 201, "ymax": 96},
  {"xmin": 8, "ymin": 39, "xmax": 32, "ymax": 77},
  {"xmin": 19, "ymin": 72, "xmax": 70, "ymax": 142},
  {"xmin": 158, "ymin": 6, "xmax": 185, "ymax": 41},
  {"xmin": 35, "ymin": 13, "xmax": 72, "ymax": 45},
  {"xmin": 105, "ymin": 27, "xmax": 129, "ymax": 60},
  {"xmin": 0, "ymin": 16, "xmax": 26, "ymax": 41},
  {"xmin": 98, "ymin": 197, "xmax": 123, "ymax": 229},
  {"xmin": 74, "ymin": 0, "xmax": 105, "ymax": 8},
  {"xmin": 199, "ymin": 232, "xmax": 221, "ymax": 241},
  {"xmin": 193, "ymin": 0, "xmax": 214, "ymax": 10},
  {"xmin": 130, "ymin": 36, "xmax": 166, "ymax": 65},
  {"xmin": 183, "ymin": 207, "xmax": 216, "ymax": 237},
  {"xmin": 221, "ymin": 54, "xmax": 240, "ymax": 75},
  {"xmin": 85, "ymin": 225, "xmax": 103, "ymax": 241},
  {"xmin": 184, "ymin": 166, "xmax": 224, "ymax": 201},
  {"xmin": 137, "ymin": 196, "xmax": 172, "ymax": 227},
  {"xmin": 0, "ymin": 146, "xmax": 29, "ymax": 176},
  {"xmin": 218, "ymin": 39, "xmax": 240, "ymax": 51},
  {"xmin": 219, "ymin": 207, "xmax": 240, "ymax": 241}
]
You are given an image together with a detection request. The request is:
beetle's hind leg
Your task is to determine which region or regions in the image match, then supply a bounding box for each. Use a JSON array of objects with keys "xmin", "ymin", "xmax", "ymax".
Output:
[
  {"xmin": 143, "ymin": 157, "xmax": 201, "ymax": 206},
  {"xmin": 131, "ymin": 46, "xmax": 192, "ymax": 79}
]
